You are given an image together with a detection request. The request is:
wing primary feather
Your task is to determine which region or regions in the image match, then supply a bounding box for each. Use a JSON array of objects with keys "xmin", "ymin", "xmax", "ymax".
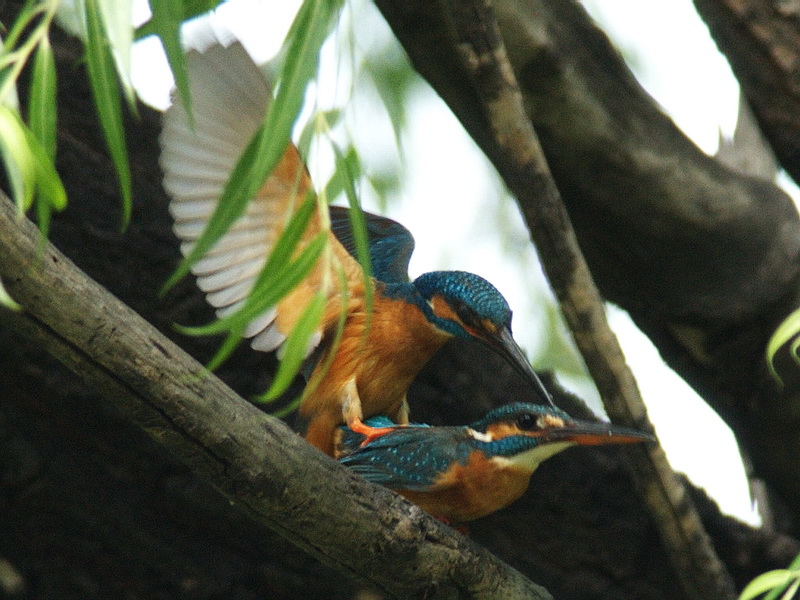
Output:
[
  {"xmin": 161, "ymin": 39, "xmax": 366, "ymax": 363},
  {"xmin": 251, "ymin": 323, "xmax": 286, "ymax": 352}
]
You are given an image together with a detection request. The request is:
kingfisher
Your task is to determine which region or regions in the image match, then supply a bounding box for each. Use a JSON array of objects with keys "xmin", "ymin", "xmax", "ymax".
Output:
[
  {"xmin": 159, "ymin": 39, "xmax": 554, "ymax": 455},
  {"xmin": 336, "ymin": 403, "xmax": 654, "ymax": 524}
]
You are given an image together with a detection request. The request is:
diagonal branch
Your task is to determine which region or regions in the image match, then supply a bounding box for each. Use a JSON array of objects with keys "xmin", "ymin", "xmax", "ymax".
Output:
[
  {"xmin": 376, "ymin": 0, "xmax": 736, "ymax": 598},
  {"xmin": 0, "ymin": 194, "xmax": 551, "ymax": 600},
  {"xmin": 694, "ymin": 0, "xmax": 800, "ymax": 185}
]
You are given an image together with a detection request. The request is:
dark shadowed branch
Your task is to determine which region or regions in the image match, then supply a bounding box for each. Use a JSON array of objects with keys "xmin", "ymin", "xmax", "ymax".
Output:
[
  {"xmin": 694, "ymin": 0, "xmax": 800, "ymax": 185},
  {"xmin": 0, "ymin": 194, "xmax": 551, "ymax": 600}
]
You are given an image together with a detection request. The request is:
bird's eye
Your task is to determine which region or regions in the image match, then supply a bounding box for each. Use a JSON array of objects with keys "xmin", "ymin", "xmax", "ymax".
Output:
[
  {"xmin": 453, "ymin": 300, "xmax": 479, "ymax": 327},
  {"xmin": 516, "ymin": 413, "xmax": 538, "ymax": 431}
]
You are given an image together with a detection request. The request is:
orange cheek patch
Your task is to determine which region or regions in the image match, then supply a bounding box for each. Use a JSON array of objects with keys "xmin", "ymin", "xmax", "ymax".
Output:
[
  {"xmin": 430, "ymin": 295, "xmax": 459, "ymax": 322},
  {"xmin": 429, "ymin": 296, "xmax": 487, "ymax": 339},
  {"xmin": 479, "ymin": 318, "xmax": 497, "ymax": 335},
  {"xmin": 485, "ymin": 422, "xmax": 530, "ymax": 440}
]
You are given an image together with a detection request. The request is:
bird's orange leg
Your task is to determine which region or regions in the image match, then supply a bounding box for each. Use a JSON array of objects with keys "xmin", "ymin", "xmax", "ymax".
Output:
[
  {"xmin": 340, "ymin": 378, "xmax": 404, "ymax": 446},
  {"xmin": 349, "ymin": 417, "xmax": 397, "ymax": 447}
]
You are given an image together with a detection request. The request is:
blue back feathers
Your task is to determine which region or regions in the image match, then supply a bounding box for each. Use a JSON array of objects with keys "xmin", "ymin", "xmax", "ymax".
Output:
[
  {"xmin": 413, "ymin": 271, "xmax": 512, "ymax": 337},
  {"xmin": 339, "ymin": 418, "xmax": 472, "ymax": 491},
  {"xmin": 328, "ymin": 206, "xmax": 414, "ymax": 284}
]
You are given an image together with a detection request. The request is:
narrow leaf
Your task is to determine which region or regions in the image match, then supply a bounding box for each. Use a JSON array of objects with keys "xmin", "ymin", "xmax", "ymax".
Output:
[
  {"xmin": 23, "ymin": 125, "xmax": 67, "ymax": 212},
  {"xmin": 292, "ymin": 264, "xmax": 350, "ymax": 408},
  {"xmin": 779, "ymin": 578, "xmax": 800, "ymax": 600},
  {"xmin": 28, "ymin": 36, "xmax": 57, "ymax": 160},
  {"xmin": 183, "ymin": 229, "xmax": 327, "ymax": 338},
  {"xmin": 96, "ymin": 0, "xmax": 135, "ymax": 109},
  {"xmin": 260, "ymin": 291, "xmax": 326, "ymax": 401},
  {"xmin": 148, "ymin": 0, "xmax": 192, "ymax": 120},
  {"xmin": 0, "ymin": 276, "xmax": 22, "ymax": 311},
  {"xmin": 739, "ymin": 570, "xmax": 795, "ymax": 600},
  {"xmin": 176, "ymin": 192, "xmax": 320, "ymax": 335},
  {"xmin": 766, "ymin": 306, "xmax": 800, "ymax": 384},
  {"xmin": 162, "ymin": 129, "xmax": 264, "ymax": 291},
  {"xmin": 332, "ymin": 142, "xmax": 372, "ymax": 311},
  {"xmin": 195, "ymin": 233, "xmax": 328, "ymax": 371},
  {"xmin": 135, "ymin": 0, "xmax": 221, "ymax": 40},
  {"xmin": 0, "ymin": 105, "xmax": 36, "ymax": 211},
  {"xmin": 84, "ymin": 0, "xmax": 133, "ymax": 228},
  {"xmin": 764, "ymin": 555, "xmax": 800, "ymax": 600}
]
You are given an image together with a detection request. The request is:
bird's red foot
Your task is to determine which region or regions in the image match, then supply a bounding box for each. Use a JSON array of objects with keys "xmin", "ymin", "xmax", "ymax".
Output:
[{"xmin": 349, "ymin": 418, "xmax": 396, "ymax": 447}]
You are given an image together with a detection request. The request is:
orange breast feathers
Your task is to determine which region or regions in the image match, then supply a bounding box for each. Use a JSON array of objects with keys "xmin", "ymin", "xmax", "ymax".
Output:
[
  {"xmin": 402, "ymin": 451, "xmax": 533, "ymax": 524},
  {"xmin": 299, "ymin": 292, "xmax": 451, "ymax": 455}
]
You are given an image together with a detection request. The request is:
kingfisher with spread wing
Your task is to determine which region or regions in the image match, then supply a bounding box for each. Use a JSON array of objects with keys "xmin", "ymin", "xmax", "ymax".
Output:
[{"xmin": 159, "ymin": 40, "xmax": 553, "ymax": 455}]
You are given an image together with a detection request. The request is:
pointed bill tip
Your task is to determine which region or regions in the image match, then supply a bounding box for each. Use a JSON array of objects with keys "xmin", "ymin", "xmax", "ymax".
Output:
[
  {"xmin": 492, "ymin": 326, "xmax": 557, "ymax": 408},
  {"xmin": 546, "ymin": 422, "xmax": 656, "ymax": 446}
]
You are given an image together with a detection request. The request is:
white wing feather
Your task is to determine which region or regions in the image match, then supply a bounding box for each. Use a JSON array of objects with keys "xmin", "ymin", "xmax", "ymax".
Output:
[{"xmin": 159, "ymin": 40, "xmax": 289, "ymax": 351}]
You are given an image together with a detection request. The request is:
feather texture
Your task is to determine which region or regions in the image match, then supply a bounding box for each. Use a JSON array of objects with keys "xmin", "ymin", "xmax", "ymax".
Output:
[{"xmin": 159, "ymin": 39, "xmax": 363, "ymax": 358}]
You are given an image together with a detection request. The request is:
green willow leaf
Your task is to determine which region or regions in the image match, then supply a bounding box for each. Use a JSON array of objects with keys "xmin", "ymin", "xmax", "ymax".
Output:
[
  {"xmin": 28, "ymin": 36, "xmax": 57, "ymax": 160},
  {"xmin": 95, "ymin": 0, "xmax": 135, "ymax": 109},
  {"xmin": 183, "ymin": 211, "xmax": 324, "ymax": 338},
  {"xmin": 192, "ymin": 229, "xmax": 328, "ymax": 338},
  {"xmin": 23, "ymin": 125, "xmax": 67, "ymax": 212},
  {"xmin": 20, "ymin": 120, "xmax": 67, "ymax": 241},
  {"xmin": 331, "ymin": 142, "xmax": 372, "ymax": 311},
  {"xmin": 763, "ymin": 554, "xmax": 800, "ymax": 600},
  {"xmin": 0, "ymin": 276, "xmax": 22, "ymax": 311},
  {"xmin": 778, "ymin": 579, "xmax": 800, "ymax": 600},
  {"xmin": 0, "ymin": 104, "xmax": 65, "ymax": 234},
  {"xmin": 84, "ymin": 0, "xmax": 133, "ymax": 228},
  {"xmin": 177, "ymin": 193, "xmax": 320, "ymax": 336},
  {"xmin": 766, "ymin": 307, "xmax": 800, "ymax": 384},
  {"xmin": 0, "ymin": 104, "xmax": 36, "ymax": 211},
  {"xmin": 284, "ymin": 263, "xmax": 349, "ymax": 416},
  {"xmin": 164, "ymin": 0, "xmax": 343, "ymax": 291},
  {"xmin": 148, "ymin": 0, "xmax": 192, "ymax": 120},
  {"xmin": 200, "ymin": 233, "xmax": 328, "ymax": 371},
  {"xmin": 739, "ymin": 570, "xmax": 796, "ymax": 600},
  {"xmin": 135, "ymin": 0, "xmax": 222, "ymax": 40},
  {"xmin": 260, "ymin": 290, "xmax": 326, "ymax": 401}
]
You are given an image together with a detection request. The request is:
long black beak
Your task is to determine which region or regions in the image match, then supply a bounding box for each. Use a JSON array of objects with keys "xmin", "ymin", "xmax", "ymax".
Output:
[
  {"xmin": 488, "ymin": 326, "xmax": 556, "ymax": 408},
  {"xmin": 541, "ymin": 420, "xmax": 656, "ymax": 446}
]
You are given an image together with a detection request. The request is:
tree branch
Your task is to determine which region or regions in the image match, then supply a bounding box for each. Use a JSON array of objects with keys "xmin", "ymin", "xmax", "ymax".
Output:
[
  {"xmin": 377, "ymin": 0, "xmax": 737, "ymax": 598},
  {"xmin": 0, "ymin": 195, "xmax": 552, "ymax": 600},
  {"xmin": 694, "ymin": 0, "xmax": 800, "ymax": 185}
]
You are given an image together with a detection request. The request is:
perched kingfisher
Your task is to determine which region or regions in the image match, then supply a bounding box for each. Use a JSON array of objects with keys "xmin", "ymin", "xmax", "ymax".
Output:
[
  {"xmin": 336, "ymin": 403, "xmax": 654, "ymax": 524},
  {"xmin": 159, "ymin": 39, "xmax": 554, "ymax": 455}
]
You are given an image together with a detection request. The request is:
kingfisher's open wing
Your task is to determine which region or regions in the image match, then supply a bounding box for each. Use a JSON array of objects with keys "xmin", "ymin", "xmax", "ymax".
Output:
[
  {"xmin": 328, "ymin": 206, "xmax": 414, "ymax": 284},
  {"xmin": 159, "ymin": 39, "xmax": 363, "ymax": 355}
]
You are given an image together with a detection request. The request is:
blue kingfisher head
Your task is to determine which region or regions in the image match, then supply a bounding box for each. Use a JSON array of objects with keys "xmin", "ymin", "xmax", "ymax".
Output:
[
  {"xmin": 467, "ymin": 402, "xmax": 654, "ymax": 470},
  {"xmin": 413, "ymin": 271, "xmax": 554, "ymax": 406}
]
